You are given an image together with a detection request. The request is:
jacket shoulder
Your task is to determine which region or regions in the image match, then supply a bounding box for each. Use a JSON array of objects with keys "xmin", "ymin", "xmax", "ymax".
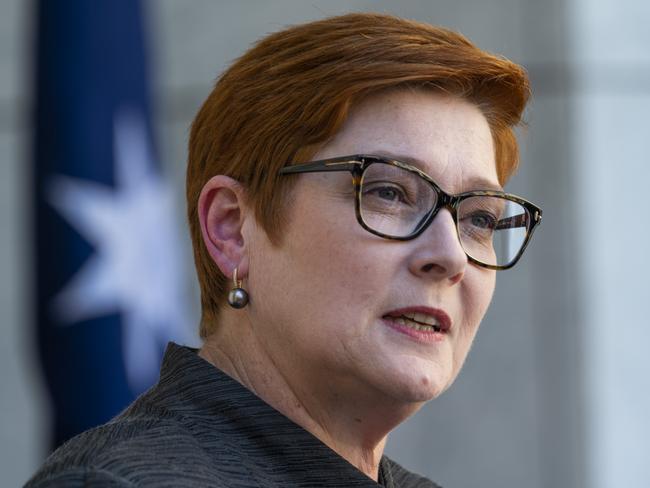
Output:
[
  {"xmin": 24, "ymin": 407, "xmax": 222, "ymax": 487},
  {"xmin": 384, "ymin": 456, "xmax": 443, "ymax": 488},
  {"xmin": 25, "ymin": 466, "xmax": 135, "ymax": 487}
]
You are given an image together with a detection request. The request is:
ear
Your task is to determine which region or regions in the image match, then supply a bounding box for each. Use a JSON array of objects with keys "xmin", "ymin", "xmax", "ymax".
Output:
[{"xmin": 197, "ymin": 175, "xmax": 249, "ymax": 279}]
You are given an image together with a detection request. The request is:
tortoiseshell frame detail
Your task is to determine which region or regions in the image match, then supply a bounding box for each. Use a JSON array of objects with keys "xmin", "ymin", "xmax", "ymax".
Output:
[{"xmin": 279, "ymin": 155, "xmax": 543, "ymax": 270}]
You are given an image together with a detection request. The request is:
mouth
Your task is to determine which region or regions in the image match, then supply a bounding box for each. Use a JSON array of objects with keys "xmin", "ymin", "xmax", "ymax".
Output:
[{"xmin": 382, "ymin": 307, "xmax": 452, "ymax": 335}]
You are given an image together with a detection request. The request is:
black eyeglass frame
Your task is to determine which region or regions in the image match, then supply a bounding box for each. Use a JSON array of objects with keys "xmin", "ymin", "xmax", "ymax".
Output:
[{"xmin": 279, "ymin": 155, "xmax": 543, "ymax": 270}]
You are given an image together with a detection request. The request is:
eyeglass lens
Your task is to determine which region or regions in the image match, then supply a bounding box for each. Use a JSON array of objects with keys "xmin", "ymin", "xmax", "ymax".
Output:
[{"xmin": 358, "ymin": 162, "xmax": 530, "ymax": 267}]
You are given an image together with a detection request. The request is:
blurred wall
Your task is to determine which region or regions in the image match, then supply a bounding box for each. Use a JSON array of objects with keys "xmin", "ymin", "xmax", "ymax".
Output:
[
  {"xmin": 0, "ymin": 1, "xmax": 50, "ymax": 487},
  {"xmin": 1, "ymin": 1, "xmax": 647, "ymax": 487},
  {"xmin": 570, "ymin": 1, "xmax": 650, "ymax": 487}
]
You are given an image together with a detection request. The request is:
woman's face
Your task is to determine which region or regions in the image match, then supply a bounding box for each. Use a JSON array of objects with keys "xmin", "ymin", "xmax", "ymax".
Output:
[{"xmin": 245, "ymin": 90, "xmax": 498, "ymax": 405}]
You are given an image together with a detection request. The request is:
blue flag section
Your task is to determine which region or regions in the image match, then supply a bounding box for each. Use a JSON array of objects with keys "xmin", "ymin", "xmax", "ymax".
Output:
[{"xmin": 33, "ymin": 0, "xmax": 190, "ymax": 448}]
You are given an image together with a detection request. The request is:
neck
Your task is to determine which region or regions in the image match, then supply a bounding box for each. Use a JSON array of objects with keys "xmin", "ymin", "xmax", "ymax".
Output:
[{"xmin": 199, "ymin": 312, "xmax": 420, "ymax": 480}]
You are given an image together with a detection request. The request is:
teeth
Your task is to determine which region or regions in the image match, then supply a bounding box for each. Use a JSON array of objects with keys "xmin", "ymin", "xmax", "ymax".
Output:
[
  {"xmin": 403, "ymin": 312, "xmax": 440, "ymax": 327},
  {"xmin": 393, "ymin": 316, "xmax": 442, "ymax": 333}
]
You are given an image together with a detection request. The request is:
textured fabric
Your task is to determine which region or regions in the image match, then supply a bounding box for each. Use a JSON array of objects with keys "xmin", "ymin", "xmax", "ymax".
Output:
[{"xmin": 27, "ymin": 343, "xmax": 441, "ymax": 487}]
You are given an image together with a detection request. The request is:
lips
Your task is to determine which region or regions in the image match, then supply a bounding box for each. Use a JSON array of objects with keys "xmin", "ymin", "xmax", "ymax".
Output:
[{"xmin": 382, "ymin": 307, "xmax": 452, "ymax": 334}]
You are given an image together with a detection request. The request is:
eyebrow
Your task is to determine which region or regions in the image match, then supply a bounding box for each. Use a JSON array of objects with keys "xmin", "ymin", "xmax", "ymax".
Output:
[{"xmin": 371, "ymin": 151, "xmax": 504, "ymax": 192}]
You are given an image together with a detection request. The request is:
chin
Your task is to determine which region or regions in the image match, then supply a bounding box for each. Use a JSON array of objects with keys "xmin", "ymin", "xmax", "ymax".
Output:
[{"xmin": 376, "ymin": 363, "xmax": 453, "ymax": 404}]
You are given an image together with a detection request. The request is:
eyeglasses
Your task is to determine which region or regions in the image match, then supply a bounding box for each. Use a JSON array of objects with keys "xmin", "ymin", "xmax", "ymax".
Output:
[{"xmin": 279, "ymin": 155, "xmax": 542, "ymax": 270}]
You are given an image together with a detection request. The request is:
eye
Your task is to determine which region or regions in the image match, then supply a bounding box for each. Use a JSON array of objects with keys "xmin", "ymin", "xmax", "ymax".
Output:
[
  {"xmin": 466, "ymin": 211, "xmax": 497, "ymax": 230},
  {"xmin": 363, "ymin": 183, "xmax": 408, "ymax": 203}
]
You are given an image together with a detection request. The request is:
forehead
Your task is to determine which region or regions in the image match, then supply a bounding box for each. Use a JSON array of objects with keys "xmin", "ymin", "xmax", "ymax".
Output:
[{"xmin": 314, "ymin": 89, "xmax": 499, "ymax": 193}]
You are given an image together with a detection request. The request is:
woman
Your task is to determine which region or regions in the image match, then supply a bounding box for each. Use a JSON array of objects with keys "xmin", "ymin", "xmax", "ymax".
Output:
[{"xmin": 28, "ymin": 12, "xmax": 541, "ymax": 488}]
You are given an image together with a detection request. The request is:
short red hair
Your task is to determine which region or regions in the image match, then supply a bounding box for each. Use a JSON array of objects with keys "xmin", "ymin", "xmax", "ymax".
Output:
[{"xmin": 187, "ymin": 12, "xmax": 530, "ymax": 337}]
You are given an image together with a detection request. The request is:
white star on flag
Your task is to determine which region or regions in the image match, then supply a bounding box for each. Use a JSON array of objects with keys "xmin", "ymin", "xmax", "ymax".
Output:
[{"xmin": 46, "ymin": 107, "xmax": 194, "ymax": 393}]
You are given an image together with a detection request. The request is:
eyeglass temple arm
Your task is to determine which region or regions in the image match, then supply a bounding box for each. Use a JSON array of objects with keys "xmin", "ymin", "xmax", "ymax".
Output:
[
  {"xmin": 278, "ymin": 160, "xmax": 360, "ymax": 175},
  {"xmin": 495, "ymin": 213, "xmax": 528, "ymax": 230}
]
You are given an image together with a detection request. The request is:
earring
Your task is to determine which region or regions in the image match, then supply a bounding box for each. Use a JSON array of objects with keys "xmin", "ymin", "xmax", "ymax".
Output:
[{"xmin": 227, "ymin": 267, "xmax": 249, "ymax": 309}]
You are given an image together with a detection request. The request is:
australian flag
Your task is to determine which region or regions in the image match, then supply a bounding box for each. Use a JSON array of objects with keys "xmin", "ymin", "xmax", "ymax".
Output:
[{"xmin": 33, "ymin": 0, "xmax": 192, "ymax": 449}]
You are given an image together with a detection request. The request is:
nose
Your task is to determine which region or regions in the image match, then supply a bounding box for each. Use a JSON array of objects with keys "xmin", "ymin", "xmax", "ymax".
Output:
[{"xmin": 408, "ymin": 208, "xmax": 467, "ymax": 284}]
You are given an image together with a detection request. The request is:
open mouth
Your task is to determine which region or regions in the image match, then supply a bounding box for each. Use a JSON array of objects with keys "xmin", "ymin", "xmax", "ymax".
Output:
[{"xmin": 383, "ymin": 309, "xmax": 451, "ymax": 334}]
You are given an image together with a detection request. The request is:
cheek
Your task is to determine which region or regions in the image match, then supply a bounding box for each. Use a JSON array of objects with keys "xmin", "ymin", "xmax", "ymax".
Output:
[
  {"xmin": 284, "ymin": 195, "xmax": 385, "ymax": 307},
  {"xmin": 288, "ymin": 232, "xmax": 384, "ymax": 327},
  {"xmin": 249, "ymin": 198, "xmax": 386, "ymax": 342},
  {"xmin": 454, "ymin": 269, "xmax": 496, "ymax": 365},
  {"xmin": 469, "ymin": 269, "xmax": 496, "ymax": 319}
]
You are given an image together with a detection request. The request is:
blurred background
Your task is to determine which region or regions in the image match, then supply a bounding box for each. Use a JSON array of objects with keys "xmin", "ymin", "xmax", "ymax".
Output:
[{"xmin": 1, "ymin": 0, "xmax": 649, "ymax": 487}]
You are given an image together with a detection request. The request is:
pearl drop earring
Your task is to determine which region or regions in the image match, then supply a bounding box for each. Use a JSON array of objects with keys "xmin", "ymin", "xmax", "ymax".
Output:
[{"xmin": 227, "ymin": 267, "xmax": 249, "ymax": 309}]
